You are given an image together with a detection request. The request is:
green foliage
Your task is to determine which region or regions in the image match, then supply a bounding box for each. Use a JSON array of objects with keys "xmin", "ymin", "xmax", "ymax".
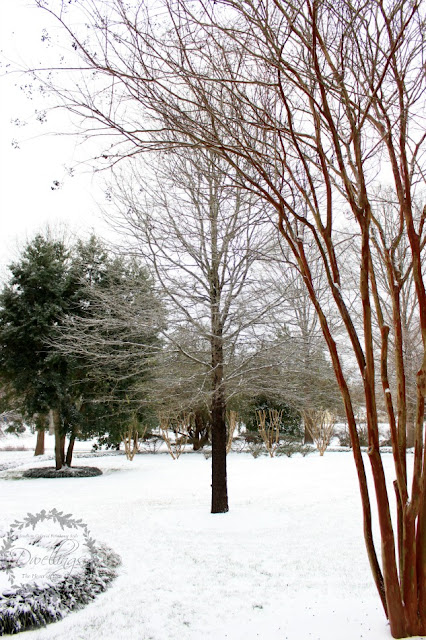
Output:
[
  {"xmin": 242, "ymin": 394, "xmax": 302, "ymax": 438},
  {"xmin": 275, "ymin": 438, "xmax": 314, "ymax": 458},
  {"xmin": 88, "ymin": 406, "xmax": 159, "ymax": 450},
  {"xmin": 0, "ymin": 235, "xmax": 73, "ymax": 418},
  {"xmin": 0, "ymin": 233, "xmax": 163, "ymax": 460},
  {"xmin": 65, "ymin": 240, "xmax": 163, "ymax": 448}
]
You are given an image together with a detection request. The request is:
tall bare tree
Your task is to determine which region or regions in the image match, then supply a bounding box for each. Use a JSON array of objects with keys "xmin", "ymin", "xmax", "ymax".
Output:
[
  {"xmin": 107, "ymin": 150, "xmax": 275, "ymax": 512},
  {"xmin": 30, "ymin": 0, "xmax": 426, "ymax": 634}
]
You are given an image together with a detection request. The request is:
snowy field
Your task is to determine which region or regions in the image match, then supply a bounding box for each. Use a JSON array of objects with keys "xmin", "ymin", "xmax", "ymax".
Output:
[{"xmin": 0, "ymin": 431, "xmax": 424, "ymax": 640}]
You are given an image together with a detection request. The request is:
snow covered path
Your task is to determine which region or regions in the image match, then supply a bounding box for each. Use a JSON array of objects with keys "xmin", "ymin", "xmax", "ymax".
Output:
[{"xmin": 1, "ymin": 446, "xmax": 423, "ymax": 640}]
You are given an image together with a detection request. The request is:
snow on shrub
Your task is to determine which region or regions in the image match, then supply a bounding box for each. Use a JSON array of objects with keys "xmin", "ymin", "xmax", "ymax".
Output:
[{"xmin": 0, "ymin": 544, "xmax": 120, "ymax": 636}]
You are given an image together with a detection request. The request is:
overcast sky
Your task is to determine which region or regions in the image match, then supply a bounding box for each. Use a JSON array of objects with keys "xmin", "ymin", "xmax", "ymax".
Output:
[{"xmin": 0, "ymin": 1, "xmax": 110, "ymax": 279}]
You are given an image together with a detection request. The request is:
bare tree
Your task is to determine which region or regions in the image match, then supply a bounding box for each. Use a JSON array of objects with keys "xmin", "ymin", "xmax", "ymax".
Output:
[
  {"xmin": 303, "ymin": 408, "xmax": 335, "ymax": 456},
  {"xmin": 264, "ymin": 242, "xmax": 343, "ymax": 439},
  {"xmin": 106, "ymin": 150, "xmax": 276, "ymax": 512},
  {"xmin": 369, "ymin": 191, "xmax": 425, "ymax": 449},
  {"xmin": 30, "ymin": 0, "xmax": 426, "ymax": 634},
  {"xmin": 52, "ymin": 246, "xmax": 165, "ymax": 453},
  {"xmin": 256, "ymin": 408, "xmax": 282, "ymax": 457}
]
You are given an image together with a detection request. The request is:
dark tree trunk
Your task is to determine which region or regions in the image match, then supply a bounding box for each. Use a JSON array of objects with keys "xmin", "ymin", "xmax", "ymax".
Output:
[
  {"xmin": 209, "ymin": 201, "xmax": 229, "ymax": 514},
  {"xmin": 210, "ymin": 331, "xmax": 228, "ymax": 513},
  {"xmin": 34, "ymin": 428, "xmax": 45, "ymax": 456},
  {"xmin": 65, "ymin": 431, "xmax": 76, "ymax": 467},
  {"xmin": 53, "ymin": 409, "xmax": 65, "ymax": 470},
  {"xmin": 211, "ymin": 386, "xmax": 228, "ymax": 513}
]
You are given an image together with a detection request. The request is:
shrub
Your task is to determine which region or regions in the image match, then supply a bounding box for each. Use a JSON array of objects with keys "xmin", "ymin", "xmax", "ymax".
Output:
[{"xmin": 242, "ymin": 395, "xmax": 302, "ymax": 438}]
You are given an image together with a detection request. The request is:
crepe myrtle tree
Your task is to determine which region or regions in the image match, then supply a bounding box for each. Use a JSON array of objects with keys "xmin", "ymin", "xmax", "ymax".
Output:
[
  {"xmin": 29, "ymin": 0, "xmax": 426, "ymax": 634},
  {"xmin": 368, "ymin": 192, "xmax": 425, "ymax": 451}
]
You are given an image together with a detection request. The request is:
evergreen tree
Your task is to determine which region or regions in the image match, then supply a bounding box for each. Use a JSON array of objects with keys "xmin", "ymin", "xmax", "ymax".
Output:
[
  {"xmin": 0, "ymin": 235, "xmax": 74, "ymax": 467},
  {"xmin": 52, "ymin": 237, "xmax": 164, "ymax": 452},
  {"xmin": 0, "ymin": 233, "xmax": 163, "ymax": 468}
]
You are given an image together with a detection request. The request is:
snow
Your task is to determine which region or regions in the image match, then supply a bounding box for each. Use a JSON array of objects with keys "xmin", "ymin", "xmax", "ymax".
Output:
[{"xmin": 0, "ymin": 431, "xmax": 425, "ymax": 640}]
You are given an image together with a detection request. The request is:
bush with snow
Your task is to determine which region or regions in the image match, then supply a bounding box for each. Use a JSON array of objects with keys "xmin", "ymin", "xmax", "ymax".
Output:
[{"xmin": 0, "ymin": 544, "xmax": 120, "ymax": 636}]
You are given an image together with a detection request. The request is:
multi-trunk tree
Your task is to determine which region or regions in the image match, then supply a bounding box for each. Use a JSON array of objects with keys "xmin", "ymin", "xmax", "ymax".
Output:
[
  {"xmin": 264, "ymin": 242, "xmax": 342, "ymax": 440},
  {"xmin": 29, "ymin": 0, "xmax": 426, "ymax": 635}
]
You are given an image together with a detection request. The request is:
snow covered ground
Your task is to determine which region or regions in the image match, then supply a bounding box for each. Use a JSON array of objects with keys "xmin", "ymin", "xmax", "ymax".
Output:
[{"xmin": 0, "ymin": 431, "xmax": 424, "ymax": 640}]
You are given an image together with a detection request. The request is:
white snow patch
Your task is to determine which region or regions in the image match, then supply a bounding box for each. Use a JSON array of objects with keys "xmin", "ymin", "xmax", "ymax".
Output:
[{"xmin": 0, "ymin": 439, "xmax": 423, "ymax": 640}]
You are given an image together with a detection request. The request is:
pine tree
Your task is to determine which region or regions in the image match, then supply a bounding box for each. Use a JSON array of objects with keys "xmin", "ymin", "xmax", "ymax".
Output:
[{"xmin": 0, "ymin": 235, "xmax": 74, "ymax": 467}]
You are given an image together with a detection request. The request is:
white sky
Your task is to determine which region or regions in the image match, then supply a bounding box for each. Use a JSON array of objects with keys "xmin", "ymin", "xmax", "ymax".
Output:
[{"xmin": 0, "ymin": 1, "xmax": 110, "ymax": 280}]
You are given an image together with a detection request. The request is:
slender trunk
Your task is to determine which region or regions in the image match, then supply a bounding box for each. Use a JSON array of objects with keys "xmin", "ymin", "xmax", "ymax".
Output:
[
  {"xmin": 303, "ymin": 415, "xmax": 314, "ymax": 445},
  {"xmin": 292, "ymin": 238, "xmax": 388, "ymax": 613},
  {"xmin": 53, "ymin": 409, "xmax": 65, "ymax": 470},
  {"xmin": 65, "ymin": 431, "xmax": 76, "ymax": 467},
  {"xmin": 417, "ymin": 480, "xmax": 426, "ymax": 630},
  {"xmin": 360, "ymin": 225, "xmax": 407, "ymax": 639},
  {"xmin": 34, "ymin": 428, "xmax": 45, "ymax": 456}
]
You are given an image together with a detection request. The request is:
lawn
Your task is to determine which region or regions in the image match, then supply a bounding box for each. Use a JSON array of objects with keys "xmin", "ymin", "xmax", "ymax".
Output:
[{"xmin": 0, "ymin": 433, "xmax": 422, "ymax": 640}]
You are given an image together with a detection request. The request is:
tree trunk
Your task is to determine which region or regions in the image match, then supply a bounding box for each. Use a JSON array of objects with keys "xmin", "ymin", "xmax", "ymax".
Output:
[
  {"xmin": 210, "ymin": 382, "xmax": 228, "ymax": 513},
  {"xmin": 210, "ymin": 333, "xmax": 228, "ymax": 513},
  {"xmin": 303, "ymin": 416, "xmax": 314, "ymax": 445},
  {"xmin": 34, "ymin": 428, "xmax": 45, "ymax": 456},
  {"xmin": 65, "ymin": 430, "xmax": 76, "ymax": 467},
  {"xmin": 52, "ymin": 409, "xmax": 65, "ymax": 470}
]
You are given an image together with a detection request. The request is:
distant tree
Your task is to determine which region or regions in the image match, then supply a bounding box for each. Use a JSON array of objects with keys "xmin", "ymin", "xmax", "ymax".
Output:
[
  {"xmin": 107, "ymin": 150, "xmax": 275, "ymax": 512},
  {"xmin": 241, "ymin": 394, "xmax": 302, "ymax": 438},
  {"xmin": 51, "ymin": 238, "xmax": 165, "ymax": 454},
  {"xmin": 0, "ymin": 234, "xmax": 74, "ymax": 467},
  {"xmin": 257, "ymin": 242, "xmax": 343, "ymax": 440}
]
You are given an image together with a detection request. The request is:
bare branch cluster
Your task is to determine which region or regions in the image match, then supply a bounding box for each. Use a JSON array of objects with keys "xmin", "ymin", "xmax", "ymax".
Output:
[
  {"xmin": 159, "ymin": 413, "xmax": 190, "ymax": 460},
  {"xmin": 256, "ymin": 409, "xmax": 282, "ymax": 457},
  {"xmin": 303, "ymin": 409, "xmax": 335, "ymax": 457}
]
